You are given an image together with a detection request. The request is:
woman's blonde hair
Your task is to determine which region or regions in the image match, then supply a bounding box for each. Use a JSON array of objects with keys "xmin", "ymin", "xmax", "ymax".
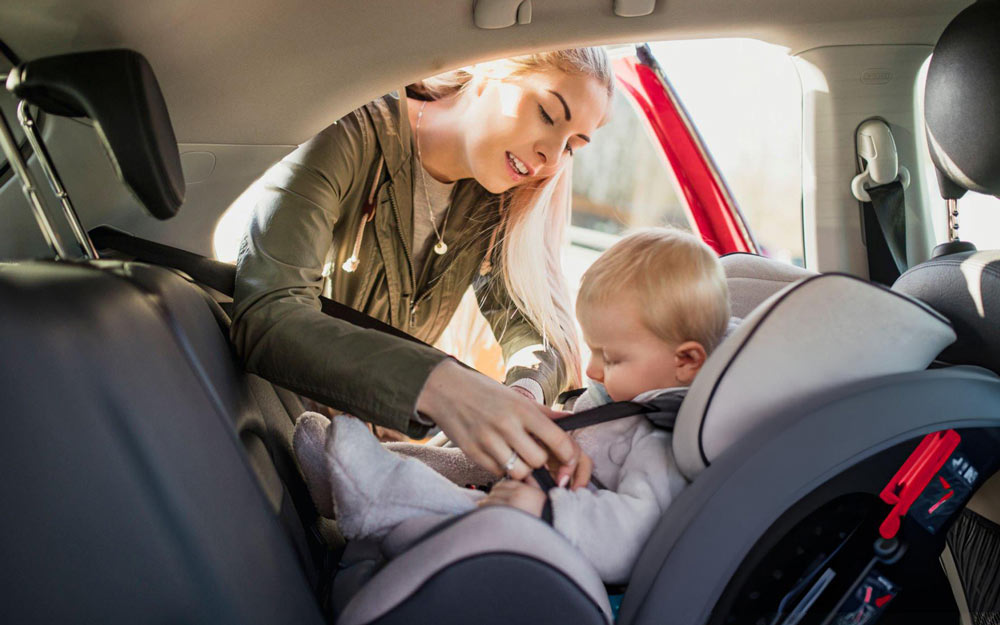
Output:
[
  {"xmin": 414, "ymin": 49, "xmax": 614, "ymax": 389},
  {"xmin": 578, "ymin": 229, "xmax": 731, "ymax": 354}
]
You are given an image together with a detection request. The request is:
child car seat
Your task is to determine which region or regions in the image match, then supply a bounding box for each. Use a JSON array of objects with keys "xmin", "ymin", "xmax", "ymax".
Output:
[{"xmin": 331, "ymin": 258, "xmax": 1000, "ymax": 625}]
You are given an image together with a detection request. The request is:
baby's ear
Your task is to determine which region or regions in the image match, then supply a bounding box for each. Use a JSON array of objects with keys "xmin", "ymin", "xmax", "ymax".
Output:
[{"xmin": 673, "ymin": 341, "xmax": 708, "ymax": 386}]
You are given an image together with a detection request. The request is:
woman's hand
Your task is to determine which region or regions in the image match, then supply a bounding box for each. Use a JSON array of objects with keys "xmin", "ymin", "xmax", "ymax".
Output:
[
  {"xmin": 541, "ymin": 435, "xmax": 593, "ymax": 490},
  {"xmin": 417, "ymin": 359, "xmax": 591, "ymax": 485},
  {"xmin": 478, "ymin": 479, "xmax": 547, "ymax": 517}
]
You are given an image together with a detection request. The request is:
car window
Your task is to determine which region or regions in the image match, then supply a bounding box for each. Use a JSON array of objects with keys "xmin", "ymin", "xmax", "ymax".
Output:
[
  {"xmin": 647, "ymin": 38, "xmax": 805, "ymax": 266},
  {"xmin": 566, "ymin": 86, "xmax": 691, "ymax": 287}
]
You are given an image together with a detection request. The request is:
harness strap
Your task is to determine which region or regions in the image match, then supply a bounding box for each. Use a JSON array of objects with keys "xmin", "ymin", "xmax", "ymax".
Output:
[
  {"xmin": 531, "ymin": 398, "xmax": 676, "ymax": 493},
  {"xmin": 862, "ymin": 180, "xmax": 908, "ymax": 285}
]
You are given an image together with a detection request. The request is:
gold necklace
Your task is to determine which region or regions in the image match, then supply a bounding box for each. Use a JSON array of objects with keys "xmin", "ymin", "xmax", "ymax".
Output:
[{"xmin": 415, "ymin": 101, "xmax": 451, "ymax": 255}]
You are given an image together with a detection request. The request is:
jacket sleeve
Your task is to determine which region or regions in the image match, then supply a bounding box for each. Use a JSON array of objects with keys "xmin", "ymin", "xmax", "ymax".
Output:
[
  {"xmin": 472, "ymin": 272, "xmax": 567, "ymax": 405},
  {"xmin": 547, "ymin": 426, "xmax": 687, "ymax": 584},
  {"xmin": 230, "ymin": 111, "xmax": 448, "ymax": 437}
]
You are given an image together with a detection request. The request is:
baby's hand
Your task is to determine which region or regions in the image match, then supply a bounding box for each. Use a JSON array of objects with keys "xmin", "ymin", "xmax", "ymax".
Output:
[{"xmin": 478, "ymin": 479, "xmax": 546, "ymax": 517}]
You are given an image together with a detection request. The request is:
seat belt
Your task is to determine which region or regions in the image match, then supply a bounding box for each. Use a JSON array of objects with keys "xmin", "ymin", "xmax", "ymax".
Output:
[
  {"xmin": 861, "ymin": 180, "xmax": 908, "ymax": 286},
  {"xmin": 88, "ymin": 225, "xmax": 431, "ymax": 347}
]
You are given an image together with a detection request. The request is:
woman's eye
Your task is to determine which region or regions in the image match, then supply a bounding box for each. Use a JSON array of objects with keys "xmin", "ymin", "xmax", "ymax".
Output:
[
  {"xmin": 564, "ymin": 143, "xmax": 574, "ymax": 156},
  {"xmin": 538, "ymin": 104, "xmax": 554, "ymax": 125}
]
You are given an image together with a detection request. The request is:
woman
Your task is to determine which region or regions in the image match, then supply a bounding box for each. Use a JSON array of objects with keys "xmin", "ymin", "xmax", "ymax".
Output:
[{"xmin": 231, "ymin": 48, "xmax": 613, "ymax": 484}]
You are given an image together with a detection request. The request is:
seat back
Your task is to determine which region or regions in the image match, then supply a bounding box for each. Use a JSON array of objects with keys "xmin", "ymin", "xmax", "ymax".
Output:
[
  {"xmin": 0, "ymin": 262, "xmax": 324, "ymax": 623},
  {"xmin": 894, "ymin": 250, "xmax": 1000, "ymax": 374}
]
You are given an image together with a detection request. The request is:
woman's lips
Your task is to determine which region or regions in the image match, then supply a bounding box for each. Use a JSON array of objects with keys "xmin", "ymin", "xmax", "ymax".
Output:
[{"xmin": 505, "ymin": 151, "xmax": 531, "ymax": 182}]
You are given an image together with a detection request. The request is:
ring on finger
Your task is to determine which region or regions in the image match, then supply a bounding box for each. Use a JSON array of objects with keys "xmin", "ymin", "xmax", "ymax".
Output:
[{"xmin": 502, "ymin": 450, "xmax": 519, "ymax": 475}]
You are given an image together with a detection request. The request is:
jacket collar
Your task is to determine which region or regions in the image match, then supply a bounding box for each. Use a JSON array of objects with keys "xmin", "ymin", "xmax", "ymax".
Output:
[{"xmin": 364, "ymin": 89, "xmax": 412, "ymax": 181}]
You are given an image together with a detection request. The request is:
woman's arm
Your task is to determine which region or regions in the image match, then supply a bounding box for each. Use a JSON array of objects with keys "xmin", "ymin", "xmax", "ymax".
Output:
[
  {"xmin": 231, "ymin": 111, "xmax": 447, "ymax": 437},
  {"xmin": 231, "ymin": 105, "xmax": 588, "ymax": 479}
]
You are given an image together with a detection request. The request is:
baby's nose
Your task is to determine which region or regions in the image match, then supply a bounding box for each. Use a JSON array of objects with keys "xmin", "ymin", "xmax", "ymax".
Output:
[{"xmin": 585, "ymin": 359, "xmax": 603, "ymax": 383}]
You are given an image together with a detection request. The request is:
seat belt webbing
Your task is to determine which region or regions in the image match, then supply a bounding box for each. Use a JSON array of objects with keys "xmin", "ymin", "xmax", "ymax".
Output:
[
  {"xmin": 862, "ymin": 181, "xmax": 908, "ymax": 286},
  {"xmin": 89, "ymin": 225, "xmax": 430, "ymax": 347}
]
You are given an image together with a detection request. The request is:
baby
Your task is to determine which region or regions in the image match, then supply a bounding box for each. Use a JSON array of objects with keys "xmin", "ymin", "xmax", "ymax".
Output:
[{"xmin": 294, "ymin": 228, "xmax": 731, "ymax": 584}]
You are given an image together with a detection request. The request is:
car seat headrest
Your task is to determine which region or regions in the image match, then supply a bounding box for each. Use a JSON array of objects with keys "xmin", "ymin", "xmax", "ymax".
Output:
[
  {"xmin": 674, "ymin": 273, "xmax": 956, "ymax": 481},
  {"xmin": 6, "ymin": 49, "xmax": 185, "ymax": 220},
  {"xmin": 924, "ymin": 0, "xmax": 1000, "ymax": 200},
  {"xmin": 894, "ymin": 250, "xmax": 1000, "ymax": 374},
  {"xmin": 721, "ymin": 253, "xmax": 817, "ymax": 318}
]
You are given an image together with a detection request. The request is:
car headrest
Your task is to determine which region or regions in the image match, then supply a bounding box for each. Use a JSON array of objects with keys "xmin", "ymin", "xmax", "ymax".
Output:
[
  {"xmin": 894, "ymin": 250, "xmax": 1000, "ymax": 374},
  {"xmin": 924, "ymin": 0, "xmax": 1000, "ymax": 199},
  {"xmin": 6, "ymin": 49, "xmax": 184, "ymax": 219},
  {"xmin": 674, "ymin": 273, "xmax": 956, "ymax": 481},
  {"xmin": 721, "ymin": 253, "xmax": 817, "ymax": 318}
]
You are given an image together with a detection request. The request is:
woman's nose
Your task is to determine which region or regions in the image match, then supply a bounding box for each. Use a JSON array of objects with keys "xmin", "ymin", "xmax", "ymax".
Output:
[{"xmin": 534, "ymin": 137, "xmax": 564, "ymax": 170}]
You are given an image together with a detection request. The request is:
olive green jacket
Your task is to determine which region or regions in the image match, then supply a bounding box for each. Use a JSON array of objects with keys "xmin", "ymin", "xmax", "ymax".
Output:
[{"xmin": 231, "ymin": 91, "xmax": 565, "ymax": 436}]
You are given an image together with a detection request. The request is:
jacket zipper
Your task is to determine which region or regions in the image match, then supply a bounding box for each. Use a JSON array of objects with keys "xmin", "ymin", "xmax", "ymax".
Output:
[{"xmin": 387, "ymin": 185, "xmax": 419, "ymax": 327}]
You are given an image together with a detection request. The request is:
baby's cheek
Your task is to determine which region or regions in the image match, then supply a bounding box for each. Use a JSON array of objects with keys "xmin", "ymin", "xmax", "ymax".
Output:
[{"xmin": 603, "ymin": 378, "xmax": 629, "ymax": 403}]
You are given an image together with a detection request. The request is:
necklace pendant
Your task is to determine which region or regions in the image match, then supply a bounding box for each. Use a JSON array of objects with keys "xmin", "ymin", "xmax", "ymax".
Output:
[{"xmin": 433, "ymin": 240, "xmax": 448, "ymax": 255}]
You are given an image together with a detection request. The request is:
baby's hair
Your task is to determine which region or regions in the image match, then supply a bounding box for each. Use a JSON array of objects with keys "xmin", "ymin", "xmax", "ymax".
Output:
[{"xmin": 577, "ymin": 228, "xmax": 731, "ymax": 353}]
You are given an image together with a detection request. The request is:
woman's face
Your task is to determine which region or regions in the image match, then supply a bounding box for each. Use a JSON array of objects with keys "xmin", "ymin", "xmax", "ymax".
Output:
[{"xmin": 461, "ymin": 69, "xmax": 609, "ymax": 194}]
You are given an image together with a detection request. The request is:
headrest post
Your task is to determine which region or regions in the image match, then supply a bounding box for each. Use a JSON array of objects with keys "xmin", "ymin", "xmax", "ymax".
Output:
[
  {"xmin": 0, "ymin": 102, "xmax": 70, "ymax": 259},
  {"xmin": 947, "ymin": 198, "xmax": 960, "ymax": 242},
  {"xmin": 930, "ymin": 198, "xmax": 977, "ymax": 257},
  {"xmin": 15, "ymin": 101, "xmax": 98, "ymax": 259},
  {"xmin": 929, "ymin": 196, "xmax": 977, "ymax": 258}
]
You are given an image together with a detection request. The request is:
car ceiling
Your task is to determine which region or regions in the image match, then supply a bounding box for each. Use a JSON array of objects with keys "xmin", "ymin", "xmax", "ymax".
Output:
[{"xmin": 0, "ymin": 0, "xmax": 972, "ymax": 146}]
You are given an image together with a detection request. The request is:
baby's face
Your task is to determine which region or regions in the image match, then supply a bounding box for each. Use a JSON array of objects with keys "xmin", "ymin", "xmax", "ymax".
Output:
[{"xmin": 578, "ymin": 298, "xmax": 683, "ymax": 402}]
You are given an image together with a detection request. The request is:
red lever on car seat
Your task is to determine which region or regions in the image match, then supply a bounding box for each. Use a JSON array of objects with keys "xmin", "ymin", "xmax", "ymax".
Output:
[{"xmin": 878, "ymin": 430, "xmax": 961, "ymax": 539}]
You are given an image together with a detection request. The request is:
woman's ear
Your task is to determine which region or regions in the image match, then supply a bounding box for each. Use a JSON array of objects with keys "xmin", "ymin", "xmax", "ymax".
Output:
[{"xmin": 673, "ymin": 341, "xmax": 708, "ymax": 386}]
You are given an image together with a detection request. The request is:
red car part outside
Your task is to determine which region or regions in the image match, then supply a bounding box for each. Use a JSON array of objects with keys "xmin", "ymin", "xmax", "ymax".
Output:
[{"xmin": 613, "ymin": 49, "xmax": 759, "ymax": 256}]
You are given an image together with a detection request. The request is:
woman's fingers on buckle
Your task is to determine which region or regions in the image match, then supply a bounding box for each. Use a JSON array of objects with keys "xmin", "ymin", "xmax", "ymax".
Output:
[
  {"xmin": 480, "ymin": 435, "xmax": 528, "ymax": 480},
  {"xmin": 505, "ymin": 428, "xmax": 548, "ymax": 470},
  {"xmin": 525, "ymin": 412, "xmax": 579, "ymax": 468},
  {"xmin": 570, "ymin": 452, "xmax": 593, "ymax": 490},
  {"xmin": 502, "ymin": 451, "xmax": 532, "ymax": 481}
]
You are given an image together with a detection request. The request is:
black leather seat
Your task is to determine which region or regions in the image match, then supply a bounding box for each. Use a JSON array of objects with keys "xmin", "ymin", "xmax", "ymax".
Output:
[{"xmin": 0, "ymin": 261, "xmax": 325, "ymax": 623}]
